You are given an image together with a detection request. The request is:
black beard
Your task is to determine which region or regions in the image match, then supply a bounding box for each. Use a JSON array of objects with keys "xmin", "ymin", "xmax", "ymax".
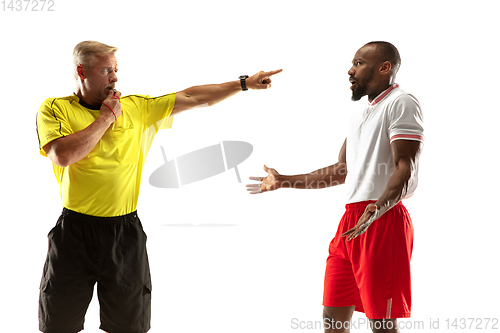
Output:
[
  {"xmin": 350, "ymin": 67, "xmax": 376, "ymax": 101},
  {"xmin": 351, "ymin": 84, "xmax": 368, "ymax": 101}
]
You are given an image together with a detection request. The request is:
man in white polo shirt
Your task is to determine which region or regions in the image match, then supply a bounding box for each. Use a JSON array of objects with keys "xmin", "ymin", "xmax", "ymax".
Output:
[{"xmin": 247, "ymin": 41, "xmax": 424, "ymax": 333}]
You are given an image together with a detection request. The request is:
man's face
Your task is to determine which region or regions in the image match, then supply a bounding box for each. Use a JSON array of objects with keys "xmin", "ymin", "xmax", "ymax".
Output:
[
  {"xmin": 348, "ymin": 45, "xmax": 379, "ymax": 101},
  {"xmin": 81, "ymin": 53, "xmax": 118, "ymax": 102}
]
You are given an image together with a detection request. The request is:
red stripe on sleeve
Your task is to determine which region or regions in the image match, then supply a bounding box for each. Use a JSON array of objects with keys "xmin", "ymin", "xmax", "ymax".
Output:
[{"xmin": 390, "ymin": 134, "xmax": 424, "ymax": 142}]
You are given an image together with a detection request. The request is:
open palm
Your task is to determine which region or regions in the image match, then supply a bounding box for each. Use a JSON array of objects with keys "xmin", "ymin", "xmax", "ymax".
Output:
[{"xmin": 246, "ymin": 165, "xmax": 281, "ymax": 194}]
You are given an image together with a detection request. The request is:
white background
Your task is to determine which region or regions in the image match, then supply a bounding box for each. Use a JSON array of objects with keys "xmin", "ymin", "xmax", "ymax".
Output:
[{"xmin": 1, "ymin": 0, "xmax": 499, "ymax": 332}]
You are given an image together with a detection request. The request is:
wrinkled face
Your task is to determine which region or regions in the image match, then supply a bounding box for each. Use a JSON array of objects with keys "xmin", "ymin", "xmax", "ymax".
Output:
[
  {"xmin": 80, "ymin": 53, "xmax": 118, "ymax": 102},
  {"xmin": 348, "ymin": 45, "xmax": 379, "ymax": 101}
]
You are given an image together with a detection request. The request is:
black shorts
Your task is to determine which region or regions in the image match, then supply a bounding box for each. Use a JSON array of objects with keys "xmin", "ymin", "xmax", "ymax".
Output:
[{"xmin": 39, "ymin": 208, "xmax": 152, "ymax": 333}]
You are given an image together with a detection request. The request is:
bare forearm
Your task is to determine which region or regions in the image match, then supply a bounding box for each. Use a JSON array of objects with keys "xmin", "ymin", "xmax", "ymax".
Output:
[
  {"xmin": 280, "ymin": 162, "xmax": 347, "ymax": 189},
  {"xmin": 46, "ymin": 115, "xmax": 113, "ymax": 167},
  {"xmin": 180, "ymin": 81, "xmax": 241, "ymax": 107},
  {"xmin": 375, "ymin": 161, "xmax": 412, "ymax": 214},
  {"xmin": 280, "ymin": 140, "xmax": 347, "ymax": 190}
]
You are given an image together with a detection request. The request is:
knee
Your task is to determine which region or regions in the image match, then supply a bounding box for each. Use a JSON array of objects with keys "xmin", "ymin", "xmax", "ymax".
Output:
[
  {"xmin": 323, "ymin": 306, "xmax": 354, "ymax": 332},
  {"xmin": 323, "ymin": 305, "xmax": 354, "ymax": 322},
  {"xmin": 323, "ymin": 306, "xmax": 332, "ymax": 320}
]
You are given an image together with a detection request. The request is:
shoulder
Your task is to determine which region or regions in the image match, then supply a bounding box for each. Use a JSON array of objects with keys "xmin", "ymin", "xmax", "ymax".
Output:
[
  {"xmin": 385, "ymin": 89, "xmax": 422, "ymax": 118},
  {"xmin": 390, "ymin": 89, "xmax": 420, "ymax": 108},
  {"xmin": 39, "ymin": 95, "xmax": 78, "ymax": 114},
  {"xmin": 121, "ymin": 94, "xmax": 150, "ymax": 101},
  {"xmin": 121, "ymin": 93, "xmax": 176, "ymax": 101},
  {"xmin": 385, "ymin": 89, "xmax": 425, "ymax": 130}
]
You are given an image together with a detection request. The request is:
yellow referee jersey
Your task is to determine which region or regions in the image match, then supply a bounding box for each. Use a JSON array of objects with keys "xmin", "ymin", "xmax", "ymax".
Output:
[{"xmin": 36, "ymin": 93, "xmax": 175, "ymax": 217}]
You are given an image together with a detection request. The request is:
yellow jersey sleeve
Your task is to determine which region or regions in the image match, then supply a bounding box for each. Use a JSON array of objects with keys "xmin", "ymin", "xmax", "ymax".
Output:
[
  {"xmin": 121, "ymin": 93, "xmax": 176, "ymax": 130},
  {"xmin": 36, "ymin": 97, "xmax": 75, "ymax": 157}
]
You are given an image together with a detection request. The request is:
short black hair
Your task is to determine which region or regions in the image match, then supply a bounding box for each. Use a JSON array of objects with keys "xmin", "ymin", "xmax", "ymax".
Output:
[{"xmin": 364, "ymin": 41, "xmax": 401, "ymax": 74}]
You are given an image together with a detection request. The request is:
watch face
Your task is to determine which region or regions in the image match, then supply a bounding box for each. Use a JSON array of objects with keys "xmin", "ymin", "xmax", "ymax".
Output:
[{"xmin": 239, "ymin": 75, "xmax": 249, "ymax": 80}]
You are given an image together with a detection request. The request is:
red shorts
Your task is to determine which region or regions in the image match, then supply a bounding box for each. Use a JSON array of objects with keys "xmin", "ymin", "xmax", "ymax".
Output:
[{"xmin": 323, "ymin": 201, "xmax": 413, "ymax": 319}]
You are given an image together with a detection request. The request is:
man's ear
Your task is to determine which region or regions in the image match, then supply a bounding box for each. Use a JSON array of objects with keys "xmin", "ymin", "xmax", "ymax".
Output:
[
  {"xmin": 379, "ymin": 61, "xmax": 392, "ymax": 75},
  {"xmin": 77, "ymin": 65, "xmax": 85, "ymax": 79}
]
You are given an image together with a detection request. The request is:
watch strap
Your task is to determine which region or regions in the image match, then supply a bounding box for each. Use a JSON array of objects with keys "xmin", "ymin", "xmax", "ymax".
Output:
[{"xmin": 239, "ymin": 75, "xmax": 249, "ymax": 91}]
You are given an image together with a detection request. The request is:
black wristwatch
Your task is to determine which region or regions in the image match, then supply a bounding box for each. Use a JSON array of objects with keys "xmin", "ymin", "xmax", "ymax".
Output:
[{"xmin": 239, "ymin": 75, "xmax": 249, "ymax": 91}]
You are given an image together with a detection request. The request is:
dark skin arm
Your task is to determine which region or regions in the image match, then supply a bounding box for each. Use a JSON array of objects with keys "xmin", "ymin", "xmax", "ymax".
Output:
[
  {"xmin": 342, "ymin": 139, "xmax": 422, "ymax": 240},
  {"xmin": 246, "ymin": 139, "xmax": 347, "ymax": 193}
]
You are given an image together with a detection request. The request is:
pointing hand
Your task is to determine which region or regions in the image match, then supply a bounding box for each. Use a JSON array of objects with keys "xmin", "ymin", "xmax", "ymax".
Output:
[{"xmin": 246, "ymin": 69, "xmax": 283, "ymax": 90}]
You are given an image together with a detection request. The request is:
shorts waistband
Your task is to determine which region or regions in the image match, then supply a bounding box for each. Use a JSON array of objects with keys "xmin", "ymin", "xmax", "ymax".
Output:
[
  {"xmin": 345, "ymin": 200, "xmax": 403, "ymax": 211},
  {"xmin": 62, "ymin": 208, "xmax": 138, "ymax": 223}
]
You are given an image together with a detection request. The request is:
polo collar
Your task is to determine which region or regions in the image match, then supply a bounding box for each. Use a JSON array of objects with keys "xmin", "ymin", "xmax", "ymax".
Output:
[{"xmin": 368, "ymin": 83, "xmax": 399, "ymax": 107}]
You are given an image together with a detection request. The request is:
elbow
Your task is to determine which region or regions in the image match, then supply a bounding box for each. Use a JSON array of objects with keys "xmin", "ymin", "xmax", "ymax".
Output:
[
  {"xmin": 334, "ymin": 174, "xmax": 347, "ymax": 186},
  {"xmin": 394, "ymin": 160, "xmax": 413, "ymax": 183},
  {"xmin": 49, "ymin": 153, "xmax": 71, "ymax": 168},
  {"xmin": 55, "ymin": 159, "xmax": 71, "ymax": 168},
  {"xmin": 44, "ymin": 142, "xmax": 72, "ymax": 167},
  {"xmin": 52, "ymin": 146, "xmax": 76, "ymax": 167},
  {"xmin": 337, "ymin": 163, "xmax": 347, "ymax": 184}
]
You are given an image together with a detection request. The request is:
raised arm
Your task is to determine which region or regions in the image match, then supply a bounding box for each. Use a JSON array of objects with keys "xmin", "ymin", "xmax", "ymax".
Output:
[
  {"xmin": 247, "ymin": 139, "xmax": 347, "ymax": 194},
  {"xmin": 342, "ymin": 139, "xmax": 422, "ymax": 240},
  {"xmin": 171, "ymin": 69, "xmax": 282, "ymax": 114},
  {"xmin": 43, "ymin": 90, "xmax": 122, "ymax": 167}
]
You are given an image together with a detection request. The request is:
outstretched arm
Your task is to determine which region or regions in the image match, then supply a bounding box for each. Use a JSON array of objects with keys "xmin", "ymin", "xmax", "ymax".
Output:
[
  {"xmin": 172, "ymin": 69, "xmax": 283, "ymax": 115},
  {"xmin": 247, "ymin": 139, "xmax": 347, "ymax": 194},
  {"xmin": 342, "ymin": 139, "xmax": 422, "ymax": 240}
]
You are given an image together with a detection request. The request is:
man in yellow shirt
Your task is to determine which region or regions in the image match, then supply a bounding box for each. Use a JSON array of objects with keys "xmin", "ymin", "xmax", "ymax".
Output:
[{"xmin": 37, "ymin": 40, "xmax": 282, "ymax": 333}]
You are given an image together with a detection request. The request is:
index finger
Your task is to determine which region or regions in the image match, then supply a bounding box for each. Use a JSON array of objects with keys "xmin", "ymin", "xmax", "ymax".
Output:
[
  {"xmin": 263, "ymin": 69, "xmax": 283, "ymax": 77},
  {"xmin": 248, "ymin": 176, "xmax": 264, "ymax": 181},
  {"xmin": 341, "ymin": 229, "xmax": 355, "ymax": 237}
]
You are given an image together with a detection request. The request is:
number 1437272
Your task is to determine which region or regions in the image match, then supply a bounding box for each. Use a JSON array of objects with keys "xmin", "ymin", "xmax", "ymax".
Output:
[{"xmin": 2, "ymin": 0, "xmax": 55, "ymax": 11}]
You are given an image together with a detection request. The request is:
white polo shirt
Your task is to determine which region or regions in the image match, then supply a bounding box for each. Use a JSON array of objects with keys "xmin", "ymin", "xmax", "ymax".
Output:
[{"xmin": 344, "ymin": 84, "xmax": 424, "ymax": 204}]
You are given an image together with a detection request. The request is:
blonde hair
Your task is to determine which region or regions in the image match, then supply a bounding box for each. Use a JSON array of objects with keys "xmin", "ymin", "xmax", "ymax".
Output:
[{"xmin": 73, "ymin": 41, "xmax": 118, "ymax": 79}]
